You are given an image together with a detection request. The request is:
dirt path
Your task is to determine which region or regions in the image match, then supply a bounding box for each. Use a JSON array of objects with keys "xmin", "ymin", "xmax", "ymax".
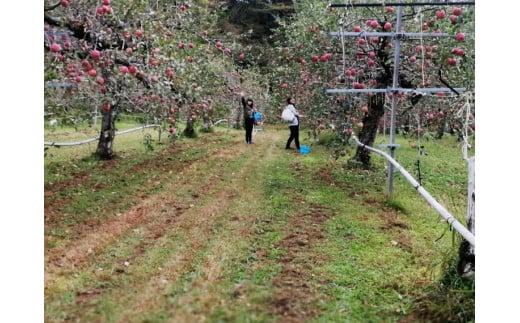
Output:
[{"xmin": 45, "ymin": 127, "xmax": 335, "ymax": 322}]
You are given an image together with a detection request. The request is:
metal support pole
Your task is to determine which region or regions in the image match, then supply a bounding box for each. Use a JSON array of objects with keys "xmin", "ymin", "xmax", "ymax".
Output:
[
  {"xmin": 387, "ymin": 1, "xmax": 404, "ymax": 198},
  {"xmin": 329, "ymin": 2, "xmax": 475, "ymax": 8}
]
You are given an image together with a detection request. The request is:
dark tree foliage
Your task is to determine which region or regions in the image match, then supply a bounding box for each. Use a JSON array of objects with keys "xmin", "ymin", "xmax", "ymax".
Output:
[{"xmin": 223, "ymin": 0, "xmax": 294, "ymax": 42}]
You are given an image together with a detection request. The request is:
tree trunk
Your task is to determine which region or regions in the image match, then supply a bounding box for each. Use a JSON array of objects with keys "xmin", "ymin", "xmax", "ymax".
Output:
[
  {"xmin": 350, "ymin": 92, "xmax": 386, "ymax": 166},
  {"xmin": 435, "ymin": 114, "xmax": 447, "ymax": 139},
  {"xmin": 184, "ymin": 118, "xmax": 197, "ymax": 138},
  {"xmin": 96, "ymin": 109, "xmax": 116, "ymax": 159}
]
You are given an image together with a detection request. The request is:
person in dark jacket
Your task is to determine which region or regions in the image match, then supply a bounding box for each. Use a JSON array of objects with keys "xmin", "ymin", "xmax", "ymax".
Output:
[{"xmin": 240, "ymin": 91, "xmax": 256, "ymax": 144}]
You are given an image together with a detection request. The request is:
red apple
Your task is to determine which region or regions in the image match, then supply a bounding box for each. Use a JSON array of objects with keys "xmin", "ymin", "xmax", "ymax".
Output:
[
  {"xmin": 360, "ymin": 106, "xmax": 368, "ymax": 113},
  {"xmin": 447, "ymin": 57, "xmax": 457, "ymax": 66},
  {"xmin": 134, "ymin": 29, "xmax": 143, "ymax": 37},
  {"xmin": 238, "ymin": 53, "xmax": 245, "ymax": 60},
  {"xmin": 370, "ymin": 20, "xmax": 379, "ymax": 28},
  {"xmin": 436, "ymin": 10, "xmax": 446, "ymax": 19},
  {"xmin": 97, "ymin": 77, "xmax": 105, "ymax": 85},
  {"xmin": 353, "ymin": 26, "xmax": 362, "ymax": 32},
  {"xmin": 88, "ymin": 69, "xmax": 97, "ymax": 77},
  {"xmin": 384, "ymin": 22, "xmax": 392, "ymax": 30},
  {"xmin": 320, "ymin": 53, "xmax": 330, "ymax": 62},
  {"xmin": 344, "ymin": 128, "xmax": 353, "ymax": 135},
  {"xmin": 102, "ymin": 5, "xmax": 112, "ymax": 14},
  {"xmin": 409, "ymin": 56, "xmax": 417, "ymax": 63},
  {"xmin": 452, "ymin": 48, "xmax": 465, "ymax": 56},
  {"xmin": 455, "ymin": 33, "xmax": 465, "ymax": 41},
  {"xmin": 91, "ymin": 49, "xmax": 101, "ymax": 60},
  {"xmin": 61, "ymin": 0, "xmax": 69, "ymax": 7},
  {"xmin": 120, "ymin": 66, "xmax": 129, "ymax": 74},
  {"xmin": 453, "ymin": 7, "xmax": 462, "ymax": 16},
  {"xmin": 129, "ymin": 65, "xmax": 137, "ymax": 74},
  {"xmin": 103, "ymin": 0, "xmax": 111, "ymax": 5},
  {"xmin": 385, "ymin": 6, "xmax": 394, "ymax": 13},
  {"xmin": 50, "ymin": 43, "xmax": 61, "ymax": 52},
  {"xmin": 449, "ymin": 15, "xmax": 458, "ymax": 23}
]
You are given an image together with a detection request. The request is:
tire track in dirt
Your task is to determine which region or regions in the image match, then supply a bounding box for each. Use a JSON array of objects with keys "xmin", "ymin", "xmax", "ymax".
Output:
[
  {"xmin": 45, "ymin": 141, "xmax": 200, "ymax": 226},
  {"xmin": 46, "ymin": 128, "xmax": 336, "ymax": 322},
  {"xmin": 44, "ymin": 134, "xmax": 247, "ymax": 293},
  {"xmin": 143, "ymin": 131, "xmax": 282, "ymax": 321},
  {"xmin": 269, "ymin": 202, "xmax": 335, "ymax": 322}
]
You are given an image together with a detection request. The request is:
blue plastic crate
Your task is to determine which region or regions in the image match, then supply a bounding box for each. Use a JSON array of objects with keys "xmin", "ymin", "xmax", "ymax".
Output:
[{"xmin": 300, "ymin": 146, "xmax": 310, "ymax": 154}]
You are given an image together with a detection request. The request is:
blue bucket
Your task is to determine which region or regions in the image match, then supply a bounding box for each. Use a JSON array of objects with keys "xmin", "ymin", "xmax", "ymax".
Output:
[{"xmin": 300, "ymin": 146, "xmax": 310, "ymax": 154}]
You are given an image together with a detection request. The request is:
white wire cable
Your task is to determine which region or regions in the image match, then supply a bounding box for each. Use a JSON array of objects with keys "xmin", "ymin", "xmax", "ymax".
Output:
[{"xmin": 454, "ymin": 92, "xmax": 474, "ymax": 161}]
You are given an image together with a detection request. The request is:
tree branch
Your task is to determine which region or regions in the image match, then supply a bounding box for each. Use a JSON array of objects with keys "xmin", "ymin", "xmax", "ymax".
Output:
[{"xmin": 44, "ymin": 1, "xmax": 62, "ymax": 11}]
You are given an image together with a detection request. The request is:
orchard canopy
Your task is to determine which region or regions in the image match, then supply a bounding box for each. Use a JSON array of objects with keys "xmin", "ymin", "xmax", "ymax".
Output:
[{"xmin": 44, "ymin": 0, "xmax": 474, "ymax": 162}]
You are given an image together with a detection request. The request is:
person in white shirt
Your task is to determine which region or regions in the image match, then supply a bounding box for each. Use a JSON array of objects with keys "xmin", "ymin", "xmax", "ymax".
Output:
[{"xmin": 284, "ymin": 97, "xmax": 300, "ymax": 150}]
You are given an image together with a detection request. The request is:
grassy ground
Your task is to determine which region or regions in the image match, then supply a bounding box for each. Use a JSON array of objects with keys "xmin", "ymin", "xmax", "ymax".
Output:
[{"xmin": 44, "ymin": 121, "xmax": 474, "ymax": 322}]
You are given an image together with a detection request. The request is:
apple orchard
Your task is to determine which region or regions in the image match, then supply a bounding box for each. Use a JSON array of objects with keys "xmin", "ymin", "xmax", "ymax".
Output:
[{"xmin": 44, "ymin": 0, "xmax": 474, "ymax": 164}]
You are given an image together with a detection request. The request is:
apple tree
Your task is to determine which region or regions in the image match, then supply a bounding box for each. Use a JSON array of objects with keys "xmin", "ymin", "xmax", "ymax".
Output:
[
  {"xmin": 264, "ymin": 0, "xmax": 339, "ymax": 125},
  {"xmin": 44, "ymin": 0, "xmax": 250, "ymax": 158},
  {"xmin": 324, "ymin": 3, "xmax": 474, "ymax": 165},
  {"xmin": 266, "ymin": 1, "xmax": 474, "ymax": 166}
]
